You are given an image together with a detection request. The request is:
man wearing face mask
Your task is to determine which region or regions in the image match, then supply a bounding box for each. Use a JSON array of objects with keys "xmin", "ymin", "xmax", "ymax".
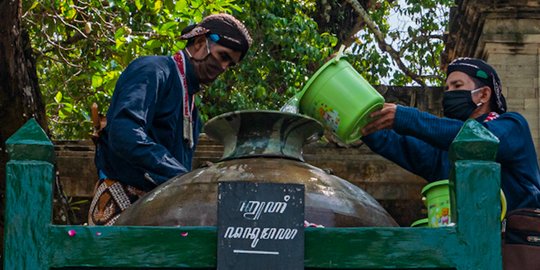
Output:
[
  {"xmin": 360, "ymin": 57, "xmax": 540, "ymax": 214},
  {"xmin": 88, "ymin": 13, "xmax": 252, "ymax": 225}
]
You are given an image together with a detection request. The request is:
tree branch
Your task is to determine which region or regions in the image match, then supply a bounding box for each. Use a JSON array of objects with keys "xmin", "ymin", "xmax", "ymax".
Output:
[
  {"xmin": 399, "ymin": 34, "xmax": 444, "ymax": 55},
  {"xmin": 344, "ymin": 0, "xmax": 427, "ymax": 88}
]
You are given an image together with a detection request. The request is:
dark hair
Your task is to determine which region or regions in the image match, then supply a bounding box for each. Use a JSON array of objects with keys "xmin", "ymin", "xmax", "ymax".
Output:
[{"xmin": 471, "ymin": 76, "xmax": 486, "ymax": 89}]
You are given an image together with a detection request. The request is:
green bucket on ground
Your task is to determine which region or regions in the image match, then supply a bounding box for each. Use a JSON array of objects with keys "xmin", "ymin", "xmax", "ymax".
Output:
[
  {"xmin": 298, "ymin": 48, "xmax": 384, "ymax": 144},
  {"xmin": 422, "ymin": 180, "xmax": 452, "ymax": 227},
  {"xmin": 422, "ymin": 180, "xmax": 507, "ymax": 228}
]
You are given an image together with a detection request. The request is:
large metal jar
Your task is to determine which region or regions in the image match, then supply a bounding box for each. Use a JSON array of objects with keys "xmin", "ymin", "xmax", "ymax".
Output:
[{"xmin": 115, "ymin": 110, "xmax": 397, "ymax": 227}]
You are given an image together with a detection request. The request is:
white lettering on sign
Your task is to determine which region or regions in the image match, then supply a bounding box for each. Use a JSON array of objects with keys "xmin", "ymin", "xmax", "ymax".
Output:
[
  {"xmin": 239, "ymin": 195, "xmax": 290, "ymax": 220},
  {"xmin": 224, "ymin": 226, "xmax": 298, "ymax": 248},
  {"xmin": 232, "ymin": 250, "xmax": 279, "ymax": 255}
]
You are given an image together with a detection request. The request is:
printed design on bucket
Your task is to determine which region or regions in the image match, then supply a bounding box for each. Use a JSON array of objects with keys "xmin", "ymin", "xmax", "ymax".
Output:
[
  {"xmin": 427, "ymin": 200, "xmax": 451, "ymax": 227},
  {"xmin": 317, "ymin": 103, "xmax": 340, "ymax": 133},
  {"xmin": 438, "ymin": 207, "xmax": 451, "ymax": 226}
]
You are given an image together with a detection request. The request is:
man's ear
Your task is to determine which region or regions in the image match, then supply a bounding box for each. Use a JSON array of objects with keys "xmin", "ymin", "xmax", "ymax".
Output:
[
  {"xmin": 481, "ymin": 86, "xmax": 492, "ymax": 104},
  {"xmin": 189, "ymin": 36, "xmax": 207, "ymax": 55}
]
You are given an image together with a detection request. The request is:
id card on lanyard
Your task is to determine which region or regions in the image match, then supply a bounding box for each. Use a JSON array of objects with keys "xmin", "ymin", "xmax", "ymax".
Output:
[{"xmin": 172, "ymin": 51, "xmax": 195, "ymax": 149}]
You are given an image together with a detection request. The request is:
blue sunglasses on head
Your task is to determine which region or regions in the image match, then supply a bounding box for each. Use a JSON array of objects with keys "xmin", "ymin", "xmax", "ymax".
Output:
[{"xmin": 209, "ymin": 33, "xmax": 220, "ymax": 42}]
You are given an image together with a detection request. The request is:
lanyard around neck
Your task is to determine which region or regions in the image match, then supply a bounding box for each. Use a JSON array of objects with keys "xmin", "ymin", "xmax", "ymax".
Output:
[{"xmin": 172, "ymin": 51, "xmax": 195, "ymax": 148}]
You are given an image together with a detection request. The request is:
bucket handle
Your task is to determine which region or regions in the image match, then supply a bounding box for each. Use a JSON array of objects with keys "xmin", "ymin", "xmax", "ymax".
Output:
[{"xmin": 333, "ymin": 44, "xmax": 346, "ymax": 63}]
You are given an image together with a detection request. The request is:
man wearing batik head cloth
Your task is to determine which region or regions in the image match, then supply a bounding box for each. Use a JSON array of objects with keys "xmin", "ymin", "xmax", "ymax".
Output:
[
  {"xmin": 360, "ymin": 57, "xmax": 540, "ymax": 215},
  {"xmin": 88, "ymin": 13, "xmax": 252, "ymax": 225}
]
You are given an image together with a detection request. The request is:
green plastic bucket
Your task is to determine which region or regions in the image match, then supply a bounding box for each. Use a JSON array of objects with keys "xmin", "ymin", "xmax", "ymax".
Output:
[
  {"xmin": 422, "ymin": 180, "xmax": 452, "ymax": 227},
  {"xmin": 410, "ymin": 218, "xmax": 429, "ymax": 228},
  {"xmin": 298, "ymin": 51, "xmax": 384, "ymax": 144},
  {"xmin": 422, "ymin": 180, "xmax": 507, "ymax": 227}
]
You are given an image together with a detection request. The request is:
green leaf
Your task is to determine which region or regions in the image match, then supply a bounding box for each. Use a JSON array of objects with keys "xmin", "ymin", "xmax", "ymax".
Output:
[
  {"xmin": 154, "ymin": 0, "xmax": 163, "ymax": 13},
  {"xmin": 175, "ymin": 0, "xmax": 187, "ymax": 12},
  {"xmin": 159, "ymin": 21, "xmax": 177, "ymax": 32},
  {"xmin": 135, "ymin": 0, "xmax": 143, "ymax": 10},
  {"xmin": 114, "ymin": 27, "xmax": 126, "ymax": 40},
  {"xmin": 62, "ymin": 102, "xmax": 74, "ymax": 113},
  {"xmin": 29, "ymin": 1, "xmax": 39, "ymax": 11},
  {"xmin": 255, "ymin": 86, "xmax": 266, "ymax": 98},
  {"xmin": 54, "ymin": 91, "xmax": 63, "ymax": 103},
  {"xmin": 61, "ymin": 0, "xmax": 77, "ymax": 20},
  {"xmin": 58, "ymin": 109, "xmax": 66, "ymax": 120},
  {"xmin": 145, "ymin": 39, "xmax": 162, "ymax": 50},
  {"xmin": 91, "ymin": 74, "xmax": 104, "ymax": 88}
]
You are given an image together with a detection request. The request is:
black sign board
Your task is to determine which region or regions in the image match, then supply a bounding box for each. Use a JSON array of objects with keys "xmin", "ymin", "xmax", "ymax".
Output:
[{"xmin": 217, "ymin": 181, "xmax": 305, "ymax": 270}]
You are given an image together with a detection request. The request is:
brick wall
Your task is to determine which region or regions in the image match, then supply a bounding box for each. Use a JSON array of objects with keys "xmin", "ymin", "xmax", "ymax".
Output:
[{"xmin": 480, "ymin": 9, "xmax": 540, "ymax": 159}]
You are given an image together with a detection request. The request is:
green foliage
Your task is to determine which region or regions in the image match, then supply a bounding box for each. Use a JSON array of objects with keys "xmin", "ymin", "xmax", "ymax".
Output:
[
  {"xmin": 350, "ymin": 0, "xmax": 454, "ymax": 86},
  {"xmin": 23, "ymin": 0, "xmax": 452, "ymax": 139},
  {"xmin": 23, "ymin": 0, "xmax": 241, "ymax": 139},
  {"xmin": 198, "ymin": 0, "xmax": 337, "ymax": 121},
  {"xmin": 23, "ymin": 0, "xmax": 335, "ymax": 138}
]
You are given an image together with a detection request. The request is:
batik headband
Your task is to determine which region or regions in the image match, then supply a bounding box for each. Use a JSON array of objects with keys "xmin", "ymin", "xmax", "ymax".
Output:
[{"xmin": 180, "ymin": 13, "xmax": 252, "ymax": 60}]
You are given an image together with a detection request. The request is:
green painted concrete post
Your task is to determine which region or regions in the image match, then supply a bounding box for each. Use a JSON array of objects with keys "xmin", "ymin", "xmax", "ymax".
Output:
[
  {"xmin": 4, "ymin": 119, "xmax": 54, "ymax": 269},
  {"xmin": 450, "ymin": 119, "xmax": 502, "ymax": 269}
]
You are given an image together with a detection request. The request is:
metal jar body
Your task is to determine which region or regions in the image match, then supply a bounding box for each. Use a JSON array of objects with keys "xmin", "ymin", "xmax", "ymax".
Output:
[{"xmin": 115, "ymin": 110, "xmax": 397, "ymax": 227}]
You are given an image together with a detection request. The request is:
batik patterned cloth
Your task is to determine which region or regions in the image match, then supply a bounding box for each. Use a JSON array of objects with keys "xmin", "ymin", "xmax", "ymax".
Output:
[{"xmin": 88, "ymin": 179, "xmax": 146, "ymax": 226}]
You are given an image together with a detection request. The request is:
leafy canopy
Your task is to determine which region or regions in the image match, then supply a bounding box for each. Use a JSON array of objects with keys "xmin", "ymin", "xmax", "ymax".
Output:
[
  {"xmin": 349, "ymin": 0, "xmax": 453, "ymax": 86},
  {"xmin": 23, "ymin": 0, "xmax": 451, "ymax": 139},
  {"xmin": 24, "ymin": 0, "xmax": 337, "ymax": 139}
]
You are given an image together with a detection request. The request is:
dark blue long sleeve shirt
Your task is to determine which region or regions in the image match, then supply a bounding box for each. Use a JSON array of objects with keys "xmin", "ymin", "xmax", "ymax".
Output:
[
  {"xmin": 362, "ymin": 105, "xmax": 540, "ymax": 212},
  {"xmin": 95, "ymin": 54, "xmax": 202, "ymax": 191}
]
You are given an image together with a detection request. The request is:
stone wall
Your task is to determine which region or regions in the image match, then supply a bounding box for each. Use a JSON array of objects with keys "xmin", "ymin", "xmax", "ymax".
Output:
[{"xmin": 481, "ymin": 8, "xmax": 540, "ymax": 160}]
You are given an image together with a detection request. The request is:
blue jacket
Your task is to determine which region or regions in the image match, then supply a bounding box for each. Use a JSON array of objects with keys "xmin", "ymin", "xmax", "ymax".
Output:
[
  {"xmin": 95, "ymin": 54, "xmax": 202, "ymax": 191},
  {"xmin": 362, "ymin": 105, "xmax": 540, "ymax": 212}
]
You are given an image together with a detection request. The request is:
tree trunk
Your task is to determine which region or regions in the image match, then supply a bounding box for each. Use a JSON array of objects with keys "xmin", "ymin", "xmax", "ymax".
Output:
[{"xmin": 0, "ymin": 0, "xmax": 48, "ymax": 264}]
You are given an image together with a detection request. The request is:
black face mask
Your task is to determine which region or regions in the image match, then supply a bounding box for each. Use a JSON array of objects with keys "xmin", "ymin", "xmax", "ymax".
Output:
[
  {"xmin": 442, "ymin": 89, "xmax": 481, "ymax": 121},
  {"xmin": 189, "ymin": 40, "xmax": 225, "ymax": 84}
]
